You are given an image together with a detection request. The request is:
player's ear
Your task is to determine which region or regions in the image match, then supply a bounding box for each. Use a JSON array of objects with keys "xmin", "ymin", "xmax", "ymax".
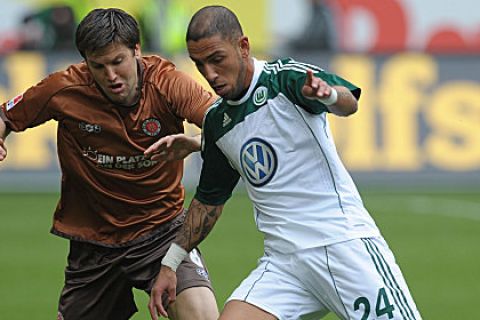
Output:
[
  {"xmin": 238, "ymin": 36, "xmax": 250, "ymax": 58},
  {"xmin": 134, "ymin": 43, "xmax": 141, "ymax": 57}
]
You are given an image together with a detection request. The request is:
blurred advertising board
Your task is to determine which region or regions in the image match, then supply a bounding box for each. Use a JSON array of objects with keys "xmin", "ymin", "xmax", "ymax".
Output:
[
  {"xmin": 2, "ymin": 0, "xmax": 478, "ymax": 54},
  {"xmin": 272, "ymin": 0, "xmax": 480, "ymax": 54},
  {"xmin": 0, "ymin": 51, "xmax": 478, "ymax": 191}
]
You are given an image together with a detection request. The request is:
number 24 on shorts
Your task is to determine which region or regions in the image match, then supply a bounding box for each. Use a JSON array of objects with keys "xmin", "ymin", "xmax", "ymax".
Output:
[{"xmin": 354, "ymin": 287, "xmax": 395, "ymax": 320}]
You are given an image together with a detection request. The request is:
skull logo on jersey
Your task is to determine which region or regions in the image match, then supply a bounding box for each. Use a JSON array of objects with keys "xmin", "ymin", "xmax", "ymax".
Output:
[{"xmin": 240, "ymin": 138, "xmax": 277, "ymax": 187}]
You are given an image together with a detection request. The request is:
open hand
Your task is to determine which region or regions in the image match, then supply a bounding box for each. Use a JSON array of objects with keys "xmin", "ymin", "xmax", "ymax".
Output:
[
  {"xmin": 148, "ymin": 266, "xmax": 178, "ymax": 320},
  {"xmin": 144, "ymin": 134, "xmax": 201, "ymax": 161}
]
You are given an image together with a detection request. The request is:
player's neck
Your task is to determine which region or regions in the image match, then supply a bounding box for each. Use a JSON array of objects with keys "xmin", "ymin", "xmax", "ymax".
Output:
[{"xmin": 237, "ymin": 57, "xmax": 255, "ymax": 98}]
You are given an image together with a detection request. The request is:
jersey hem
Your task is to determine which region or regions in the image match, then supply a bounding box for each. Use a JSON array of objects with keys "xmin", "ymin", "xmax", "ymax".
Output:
[{"xmin": 50, "ymin": 209, "xmax": 186, "ymax": 248}]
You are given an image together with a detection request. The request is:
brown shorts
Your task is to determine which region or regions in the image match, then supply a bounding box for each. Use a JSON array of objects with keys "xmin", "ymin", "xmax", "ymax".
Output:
[{"xmin": 57, "ymin": 216, "xmax": 213, "ymax": 320}]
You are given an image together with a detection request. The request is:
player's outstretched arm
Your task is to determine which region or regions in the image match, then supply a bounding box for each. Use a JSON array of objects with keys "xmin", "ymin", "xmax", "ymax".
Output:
[
  {"xmin": 148, "ymin": 198, "xmax": 224, "ymax": 320},
  {"xmin": 144, "ymin": 134, "xmax": 201, "ymax": 161},
  {"xmin": 302, "ymin": 69, "xmax": 358, "ymax": 117}
]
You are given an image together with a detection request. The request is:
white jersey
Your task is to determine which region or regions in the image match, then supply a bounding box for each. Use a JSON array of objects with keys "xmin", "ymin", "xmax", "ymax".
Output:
[{"xmin": 195, "ymin": 58, "xmax": 380, "ymax": 254}]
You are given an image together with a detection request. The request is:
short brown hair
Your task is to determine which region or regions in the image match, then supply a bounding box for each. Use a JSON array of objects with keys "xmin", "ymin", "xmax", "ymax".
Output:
[{"xmin": 75, "ymin": 8, "xmax": 140, "ymax": 58}]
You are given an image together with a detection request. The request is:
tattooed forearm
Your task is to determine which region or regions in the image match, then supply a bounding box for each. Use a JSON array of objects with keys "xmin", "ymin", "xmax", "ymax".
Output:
[{"xmin": 176, "ymin": 198, "xmax": 224, "ymax": 252}]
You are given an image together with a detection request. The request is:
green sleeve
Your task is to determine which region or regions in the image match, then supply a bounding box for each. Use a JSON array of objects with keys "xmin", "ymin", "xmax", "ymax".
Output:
[
  {"xmin": 278, "ymin": 58, "xmax": 361, "ymax": 114},
  {"xmin": 194, "ymin": 112, "xmax": 240, "ymax": 206}
]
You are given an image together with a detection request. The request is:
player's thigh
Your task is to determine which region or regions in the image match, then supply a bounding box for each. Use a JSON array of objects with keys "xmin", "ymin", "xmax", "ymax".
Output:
[
  {"xmin": 323, "ymin": 237, "xmax": 421, "ymax": 320},
  {"xmin": 58, "ymin": 242, "xmax": 137, "ymax": 320},
  {"xmin": 227, "ymin": 255, "xmax": 325, "ymax": 320},
  {"xmin": 166, "ymin": 248, "xmax": 218, "ymax": 320},
  {"xmin": 219, "ymin": 300, "xmax": 277, "ymax": 320},
  {"xmin": 168, "ymin": 286, "xmax": 218, "ymax": 320},
  {"xmin": 59, "ymin": 276, "xmax": 136, "ymax": 320}
]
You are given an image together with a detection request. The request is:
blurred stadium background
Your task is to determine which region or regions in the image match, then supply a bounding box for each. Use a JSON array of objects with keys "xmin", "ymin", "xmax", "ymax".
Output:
[{"xmin": 0, "ymin": 0, "xmax": 479, "ymax": 319}]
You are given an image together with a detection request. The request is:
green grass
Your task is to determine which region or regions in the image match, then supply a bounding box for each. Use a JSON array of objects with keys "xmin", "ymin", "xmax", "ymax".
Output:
[{"xmin": 0, "ymin": 189, "xmax": 479, "ymax": 319}]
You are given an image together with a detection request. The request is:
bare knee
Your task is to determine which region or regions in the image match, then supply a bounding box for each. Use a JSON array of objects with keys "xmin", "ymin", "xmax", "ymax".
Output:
[{"xmin": 168, "ymin": 287, "xmax": 218, "ymax": 320}]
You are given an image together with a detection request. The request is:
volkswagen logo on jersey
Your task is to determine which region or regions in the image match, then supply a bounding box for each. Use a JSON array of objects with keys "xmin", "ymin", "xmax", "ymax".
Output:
[{"xmin": 240, "ymin": 138, "xmax": 277, "ymax": 187}]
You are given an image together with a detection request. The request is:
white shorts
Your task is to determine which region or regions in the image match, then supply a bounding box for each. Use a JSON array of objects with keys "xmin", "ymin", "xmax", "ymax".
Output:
[{"xmin": 227, "ymin": 237, "xmax": 421, "ymax": 320}]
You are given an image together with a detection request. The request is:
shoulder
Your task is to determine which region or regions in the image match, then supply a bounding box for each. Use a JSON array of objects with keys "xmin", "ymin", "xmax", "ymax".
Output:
[
  {"xmin": 263, "ymin": 57, "xmax": 323, "ymax": 76},
  {"xmin": 204, "ymin": 98, "xmax": 225, "ymax": 123},
  {"xmin": 141, "ymin": 55, "xmax": 177, "ymax": 83},
  {"xmin": 259, "ymin": 58, "xmax": 319, "ymax": 91},
  {"xmin": 141, "ymin": 55, "xmax": 201, "ymax": 93},
  {"xmin": 202, "ymin": 98, "xmax": 227, "ymax": 134},
  {"xmin": 48, "ymin": 62, "xmax": 92, "ymax": 84},
  {"xmin": 32, "ymin": 62, "xmax": 93, "ymax": 97}
]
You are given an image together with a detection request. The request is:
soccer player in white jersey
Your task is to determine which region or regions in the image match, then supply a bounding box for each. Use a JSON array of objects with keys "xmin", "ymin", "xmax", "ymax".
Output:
[{"xmin": 147, "ymin": 5, "xmax": 422, "ymax": 320}]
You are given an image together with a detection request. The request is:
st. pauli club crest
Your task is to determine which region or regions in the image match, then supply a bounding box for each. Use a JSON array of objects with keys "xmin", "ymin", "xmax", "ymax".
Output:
[{"xmin": 142, "ymin": 118, "xmax": 161, "ymax": 136}]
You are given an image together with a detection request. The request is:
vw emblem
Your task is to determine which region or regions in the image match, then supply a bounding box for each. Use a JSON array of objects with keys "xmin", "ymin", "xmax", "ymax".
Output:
[{"xmin": 240, "ymin": 138, "xmax": 277, "ymax": 187}]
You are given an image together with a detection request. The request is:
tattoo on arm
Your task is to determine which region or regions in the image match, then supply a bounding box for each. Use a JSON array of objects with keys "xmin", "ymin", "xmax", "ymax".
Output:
[{"xmin": 176, "ymin": 198, "xmax": 224, "ymax": 252}]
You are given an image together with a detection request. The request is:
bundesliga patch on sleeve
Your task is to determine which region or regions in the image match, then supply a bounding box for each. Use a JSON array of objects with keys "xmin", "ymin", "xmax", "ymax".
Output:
[{"xmin": 6, "ymin": 94, "xmax": 23, "ymax": 111}]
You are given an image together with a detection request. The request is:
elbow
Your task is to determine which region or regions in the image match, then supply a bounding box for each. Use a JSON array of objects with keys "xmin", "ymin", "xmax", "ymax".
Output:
[
  {"xmin": 335, "ymin": 101, "xmax": 358, "ymax": 117},
  {"xmin": 347, "ymin": 101, "xmax": 358, "ymax": 116}
]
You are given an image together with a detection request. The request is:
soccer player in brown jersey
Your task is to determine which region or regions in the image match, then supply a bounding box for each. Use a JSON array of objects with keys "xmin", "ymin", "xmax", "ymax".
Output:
[{"xmin": 0, "ymin": 8, "xmax": 219, "ymax": 320}]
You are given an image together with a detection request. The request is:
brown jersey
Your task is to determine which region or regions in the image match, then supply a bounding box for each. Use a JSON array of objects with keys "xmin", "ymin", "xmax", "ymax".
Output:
[{"xmin": 0, "ymin": 55, "xmax": 216, "ymax": 246}]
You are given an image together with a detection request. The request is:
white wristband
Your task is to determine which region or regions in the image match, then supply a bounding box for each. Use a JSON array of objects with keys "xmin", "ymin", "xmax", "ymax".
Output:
[
  {"xmin": 316, "ymin": 87, "xmax": 338, "ymax": 106},
  {"xmin": 161, "ymin": 243, "xmax": 188, "ymax": 272}
]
